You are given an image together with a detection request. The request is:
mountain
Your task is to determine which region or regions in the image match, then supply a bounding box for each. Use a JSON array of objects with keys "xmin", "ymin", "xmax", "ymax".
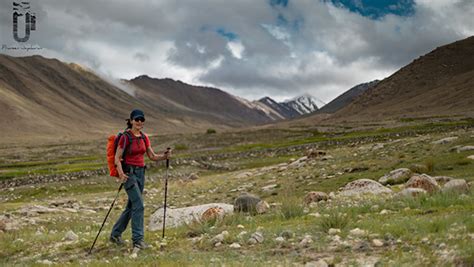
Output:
[
  {"xmin": 282, "ymin": 94, "xmax": 320, "ymax": 115},
  {"xmin": 127, "ymin": 75, "xmax": 272, "ymax": 126},
  {"xmin": 0, "ymin": 55, "xmax": 274, "ymax": 143},
  {"xmin": 330, "ymin": 36, "xmax": 474, "ymax": 121},
  {"xmin": 317, "ymin": 80, "xmax": 379, "ymax": 114},
  {"xmin": 254, "ymin": 95, "xmax": 320, "ymax": 120}
]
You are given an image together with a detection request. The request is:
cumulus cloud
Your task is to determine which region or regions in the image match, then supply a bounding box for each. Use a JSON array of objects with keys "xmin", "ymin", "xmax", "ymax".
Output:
[{"xmin": 0, "ymin": 0, "xmax": 472, "ymax": 103}]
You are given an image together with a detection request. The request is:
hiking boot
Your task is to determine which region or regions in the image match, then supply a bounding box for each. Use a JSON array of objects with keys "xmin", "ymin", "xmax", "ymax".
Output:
[
  {"xmin": 109, "ymin": 235, "xmax": 125, "ymax": 246},
  {"xmin": 133, "ymin": 240, "xmax": 149, "ymax": 249}
]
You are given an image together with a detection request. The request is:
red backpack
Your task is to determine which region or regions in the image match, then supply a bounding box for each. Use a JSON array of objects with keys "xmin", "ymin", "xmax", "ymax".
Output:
[{"xmin": 106, "ymin": 130, "xmax": 144, "ymax": 177}]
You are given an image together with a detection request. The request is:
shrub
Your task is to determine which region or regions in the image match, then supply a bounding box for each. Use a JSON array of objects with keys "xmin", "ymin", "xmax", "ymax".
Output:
[
  {"xmin": 279, "ymin": 197, "xmax": 305, "ymax": 220},
  {"xmin": 319, "ymin": 212, "xmax": 349, "ymax": 233},
  {"xmin": 206, "ymin": 128, "xmax": 216, "ymax": 134}
]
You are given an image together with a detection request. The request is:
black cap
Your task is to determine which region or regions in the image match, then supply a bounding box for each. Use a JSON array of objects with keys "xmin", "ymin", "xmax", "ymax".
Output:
[{"xmin": 130, "ymin": 109, "xmax": 145, "ymax": 120}]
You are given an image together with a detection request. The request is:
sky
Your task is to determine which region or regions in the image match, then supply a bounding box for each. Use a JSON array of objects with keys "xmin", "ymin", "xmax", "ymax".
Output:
[{"xmin": 0, "ymin": 0, "xmax": 473, "ymax": 103}]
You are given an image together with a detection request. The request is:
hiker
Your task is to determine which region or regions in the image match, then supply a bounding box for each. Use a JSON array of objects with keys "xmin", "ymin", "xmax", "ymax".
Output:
[{"xmin": 110, "ymin": 109, "xmax": 171, "ymax": 249}]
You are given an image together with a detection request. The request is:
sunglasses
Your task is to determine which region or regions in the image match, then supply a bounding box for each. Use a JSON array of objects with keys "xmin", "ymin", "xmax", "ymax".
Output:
[{"xmin": 134, "ymin": 117, "xmax": 145, "ymax": 122}]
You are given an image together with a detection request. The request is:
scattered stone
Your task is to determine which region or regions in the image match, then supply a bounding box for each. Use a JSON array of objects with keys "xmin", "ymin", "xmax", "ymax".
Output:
[
  {"xmin": 248, "ymin": 232, "xmax": 264, "ymax": 244},
  {"xmin": 305, "ymin": 259, "xmax": 328, "ymax": 267},
  {"xmin": 64, "ymin": 230, "xmax": 78, "ymax": 242},
  {"xmin": 188, "ymin": 173, "xmax": 199, "ymax": 180},
  {"xmin": 275, "ymin": 236, "xmax": 285, "ymax": 243},
  {"xmin": 397, "ymin": 188, "xmax": 427, "ymax": 198},
  {"xmin": 378, "ymin": 168, "xmax": 412, "ymax": 185},
  {"xmin": 405, "ymin": 174, "xmax": 440, "ymax": 193},
  {"xmin": 261, "ymin": 184, "xmax": 278, "ymax": 192},
  {"xmin": 36, "ymin": 259, "xmax": 53, "ymax": 265},
  {"xmin": 432, "ymin": 137, "xmax": 458, "ymax": 144},
  {"xmin": 299, "ymin": 235, "xmax": 313, "ymax": 247},
  {"xmin": 468, "ymin": 155, "xmax": 474, "ymax": 160},
  {"xmin": 212, "ymin": 231, "xmax": 229, "ymax": 244},
  {"xmin": 328, "ymin": 228, "xmax": 341, "ymax": 235},
  {"xmin": 372, "ymin": 239, "xmax": 384, "ymax": 247},
  {"xmin": 442, "ymin": 179, "xmax": 469, "ymax": 194},
  {"xmin": 380, "ymin": 209, "xmax": 390, "ymax": 215},
  {"xmin": 338, "ymin": 179, "xmax": 392, "ymax": 196},
  {"xmin": 308, "ymin": 212, "xmax": 321, "ymax": 218},
  {"xmin": 229, "ymin": 242, "xmax": 241, "ymax": 249},
  {"xmin": 349, "ymin": 228, "xmax": 367, "ymax": 237},
  {"xmin": 457, "ymin": 146, "xmax": 474, "ymax": 152},
  {"xmin": 304, "ymin": 191, "xmax": 329, "ymax": 205},
  {"xmin": 237, "ymin": 224, "xmax": 245, "ymax": 229},
  {"xmin": 237, "ymin": 231, "xmax": 248, "ymax": 239},
  {"xmin": 130, "ymin": 247, "xmax": 140, "ymax": 259},
  {"xmin": 149, "ymin": 203, "xmax": 233, "ymax": 231},
  {"xmin": 306, "ymin": 149, "xmax": 326, "ymax": 158}
]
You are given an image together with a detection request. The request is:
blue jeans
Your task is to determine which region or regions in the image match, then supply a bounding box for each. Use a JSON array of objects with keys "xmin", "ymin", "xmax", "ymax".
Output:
[{"xmin": 111, "ymin": 165, "xmax": 145, "ymax": 243}]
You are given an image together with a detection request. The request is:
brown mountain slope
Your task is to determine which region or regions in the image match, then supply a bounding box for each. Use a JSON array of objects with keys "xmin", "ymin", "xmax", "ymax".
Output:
[
  {"xmin": 0, "ymin": 55, "xmax": 276, "ymax": 144},
  {"xmin": 330, "ymin": 36, "xmax": 474, "ymax": 121},
  {"xmin": 128, "ymin": 75, "xmax": 272, "ymax": 126},
  {"xmin": 0, "ymin": 55, "xmax": 225, "ymax": 144}
]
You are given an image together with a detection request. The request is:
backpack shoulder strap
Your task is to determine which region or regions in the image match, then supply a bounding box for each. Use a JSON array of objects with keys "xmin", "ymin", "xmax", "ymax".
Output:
[{"xmin": 122, "ymin": 130, "xmax": 133, "ymax": 156}]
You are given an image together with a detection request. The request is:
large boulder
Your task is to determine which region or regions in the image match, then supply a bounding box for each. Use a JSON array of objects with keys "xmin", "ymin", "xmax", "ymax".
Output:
[
  {"xmin": 378, "ymin": 168, "xmax": 412, "ymax": 185},
  {"xmin": 304, "ymin": 191, "xmax": 329, "ymax": 205},
  {"xmin": 234, "ymin": 193, "xmax": 269, "ymax": 214},
  {"xmin": 405, "ymin": 174, "xmax": 440, "ymax": 193},
  {"xmin": 442, "ymin": 179, "xmax": 470, "ymax": 194},
  {"xmin": 148, "ymin": 203, "xmax": 233, "ymax": 231},
  {"xmin": 338, "ymin": 179, "xmax": 392, "ymax": 196}
]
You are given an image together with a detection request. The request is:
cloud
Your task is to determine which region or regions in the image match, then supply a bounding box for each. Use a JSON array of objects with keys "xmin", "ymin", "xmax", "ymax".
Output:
[{"xmin": 0, "ymin": 0, "xmax": 472, "ymax": 103}]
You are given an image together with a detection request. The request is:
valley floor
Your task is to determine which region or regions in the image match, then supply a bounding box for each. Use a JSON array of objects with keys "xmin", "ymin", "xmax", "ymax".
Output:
[{"xmin": 0, "ymin": 118, "xmax": 473, "ymax": 266}]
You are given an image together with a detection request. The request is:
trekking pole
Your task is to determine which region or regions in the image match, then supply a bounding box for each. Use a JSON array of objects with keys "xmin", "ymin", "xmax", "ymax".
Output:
[
  {"xmin": 162, "ymin": 148, "xmax": 171, "ymax": 238},
  {"xmin": 88, "ymin": 183, "xmax": 123, "ymax": 255}
]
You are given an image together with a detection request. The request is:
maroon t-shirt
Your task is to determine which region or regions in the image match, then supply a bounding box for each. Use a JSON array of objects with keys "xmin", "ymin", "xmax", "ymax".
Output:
[{"xmin": 118, "ymin": 131, "xmax": 150, "ymax": 167}]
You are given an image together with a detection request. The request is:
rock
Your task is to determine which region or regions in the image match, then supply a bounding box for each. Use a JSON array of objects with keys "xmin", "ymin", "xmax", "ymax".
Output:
[
  {"xmin": 64, "ymin": 230, "xmax": 78, "ymax": 242},
  {"xmin": 201, "ymin": 207, "xmax": 225, "ymax": 223},
  {"xmin": 305, "ymin": 259, "xmax": 328, "ymax": 267},
  {"xmin": 405, "ymin": 174, "xmax": 440, "ymax": 193},
  {"xmin": 248, "ymin": 232, "xmax": 264, "ymax": 244},
  {"xmin": 188, "ymin": 173, "xmax": 199, "ymax": 180},
  {"xmin": 304, "ymin": 191, "xmax": 329, "ymax": 205},
  {"xmin": 148, "ymin": 203, "xmax": 233, "ymax": 231},
  {"xmin": 299, "ymin": 235, "xmax": 313, "ymax": 247},
  {"xmin": 237, "ymin": 231, "xmax": 248, "ymax": 239},
  {"xmin": 349, "ymin": 228, "xmax": 367, "ymax": 237},
  {"xmin": 457, "ymin": 146, "xmax": 474, "ymax": 152},
  {"xmin": 275, "ymin": 236, "xmax": 285, "ymax": 243},
  {"xmin": 211, "ymin": 231, "xmax": 229, "ymax": 244},
  {"xmin": 261, "ymin": 184, "xmax": 278, "ymax": 191},
  {"xmin": 442, "ymin": 179, "xmax": 469, "ymax": 194},
  {"xmin": 338, "ymin": 179, "xmax": 392, "ymax": 196},
  {"xmin": 397, "ymin": 188, "xmax": 427, "ymax": 198},
  {"xmin": 372, "ymin": 239, "xmax": 384, "ymax": 247},
  {"xmin": 36, "ymin": 259, "xmax": 53, "ymax": 265},
  {"xmin": 379, "ymin": 209, "xmax": 390, "ymax": 215},
  {"xmin": 306, "ymin": 149, "xmax": 326, "ymax": 158},
  {"xmin": 432, "ymin": 176, "xmax": 453, "ymax": 184},
  {"xmin": 237, "ymin": 224, "xmax": 245, "ymax": 229},
  {"xmin": 130, "ymin": 247, "xmax": 140, "ymax": 258},
  {"xmin": 432, "ymin": 137, "xmax": 458, "ymax": 144},
  {"xmin": 229, "ymin": 243, "xmax": 241, "ymax": 249},
  {"xmin": 378, "ymin": 168, "xmax": 412, "ymax": 185},
  {"xmin": 234, "ymin": 193, "xmax": 269, "ymax": 214},
  {"xmin": 468, "ymin": 155, "xmax": 474, "ymax": 160},
  {"xmin": 328, "ymin": 228, "xmax": 341, "ymax": 235}
]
